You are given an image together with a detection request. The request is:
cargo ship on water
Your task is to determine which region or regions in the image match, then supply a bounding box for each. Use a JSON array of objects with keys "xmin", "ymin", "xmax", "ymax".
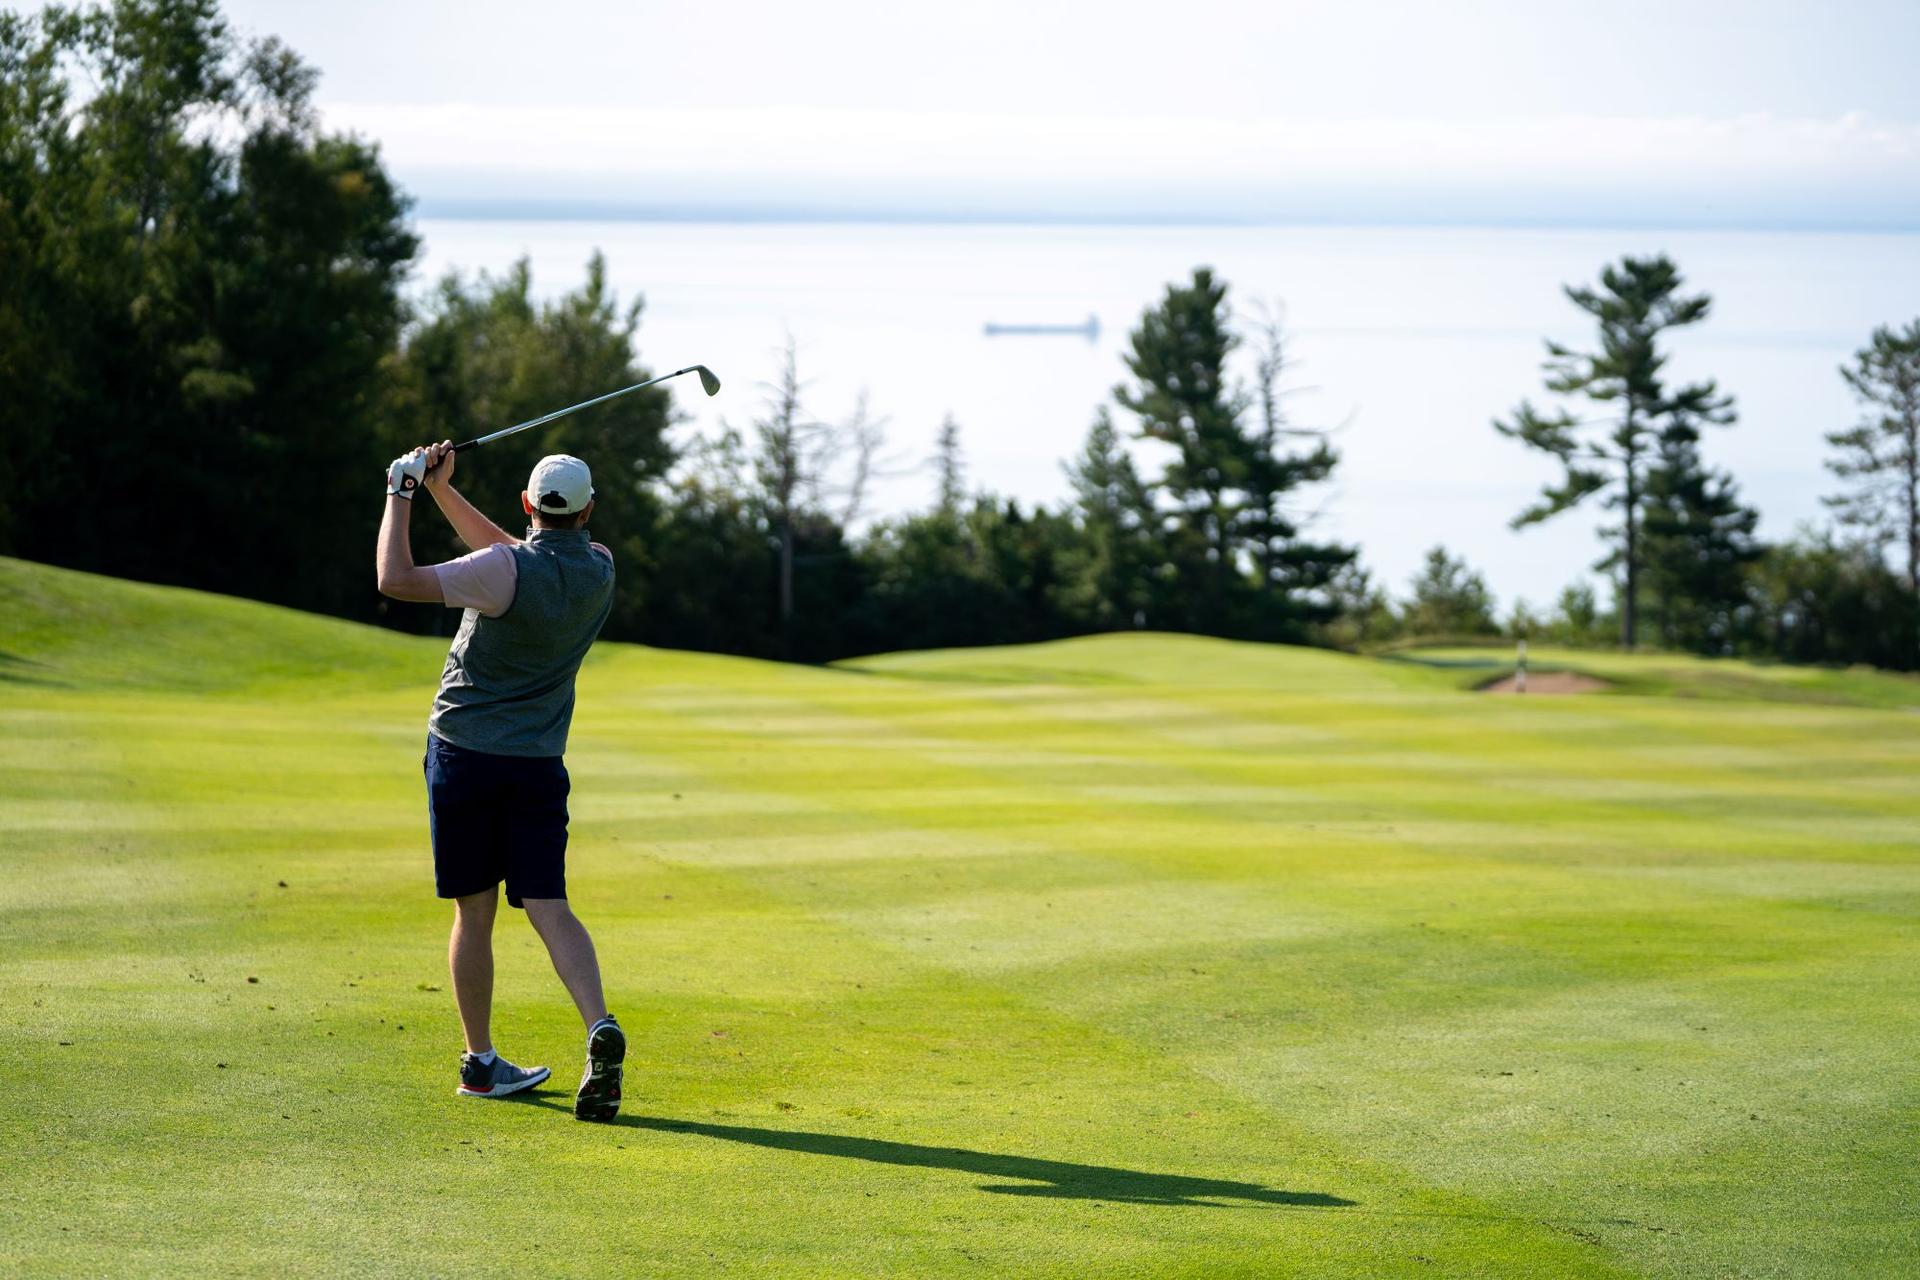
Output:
[{"xmin": 983, "ymin": 314, "xmax": 1100, "ymax": 342}]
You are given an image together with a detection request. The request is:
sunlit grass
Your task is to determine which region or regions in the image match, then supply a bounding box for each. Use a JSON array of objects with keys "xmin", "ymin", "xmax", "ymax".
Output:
[{"xmin": 4, "ymin": 557, "xmax": 1915, "ymax": 1277}]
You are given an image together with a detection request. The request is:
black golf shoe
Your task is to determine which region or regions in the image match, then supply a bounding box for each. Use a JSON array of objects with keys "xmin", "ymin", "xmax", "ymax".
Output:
[{"xmin": 575, "ymin": 1015, "xmax": 625, "ymax": 1122}]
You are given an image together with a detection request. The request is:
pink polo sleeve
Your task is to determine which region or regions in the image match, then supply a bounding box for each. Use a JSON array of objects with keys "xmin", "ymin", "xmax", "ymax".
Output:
[{"xmin": 432, "ymin": 543, "xmax": 518, "ymax": 618}]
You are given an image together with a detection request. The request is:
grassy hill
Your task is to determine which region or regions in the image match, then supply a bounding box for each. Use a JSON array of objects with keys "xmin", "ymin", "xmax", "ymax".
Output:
[
  {"xmin": 1389, "ymin": 641, "xmax": 1920, "ymax": 710},
  {"xmin": 4, "ymin": 557, "xmax": 1917, "ymax": 1277}
]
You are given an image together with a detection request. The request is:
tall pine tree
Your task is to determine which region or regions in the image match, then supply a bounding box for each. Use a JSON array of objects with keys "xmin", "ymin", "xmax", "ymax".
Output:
[
  {"xmin": 1240, "ymin": 300, "xmax": 1349, "ymax": 631},
  {"xmin": 1495, "ymin": 255, "xmax": 1729, "ymax": 647},
  {"xmin": 0, "ymin": 0, "xmax": 416, "ymax": 613},
  {"xmin": 1825, "ymin": 320, "xmax": 1920, "ymax": 597},
  {"xmin": 1114, "ymin": 268, "xmax": 1249, "ymax": 628},
  {"xmin": 934, "ymin": 413, "xmax": 966, "ymax": 514},
  {"xmin": 1114, "ymin": 268, "xmax": 1349, "ymax": 636},
  {"xmin": 1640, "ymin": 402, "xmax": 1761, "ymax": 652}
]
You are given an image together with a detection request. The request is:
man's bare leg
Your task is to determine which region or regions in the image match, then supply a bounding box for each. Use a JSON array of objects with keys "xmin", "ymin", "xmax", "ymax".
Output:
[
  {"xmin": 522, "ymin": 898, "xmax": 609, "ymax": 1027},
  {"xmin": 525, "ymin": 897, "xmax": 624, "ymax": 1121},
  {"xmin": 449, "ymin": 887, "xmax": 498, "ymax": 1053}
]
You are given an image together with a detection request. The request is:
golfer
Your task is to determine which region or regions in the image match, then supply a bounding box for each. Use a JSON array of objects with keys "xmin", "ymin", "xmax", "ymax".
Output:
[{"xmin": 376, "ymin": 441, "xmax": 625, "ymax": 1121}]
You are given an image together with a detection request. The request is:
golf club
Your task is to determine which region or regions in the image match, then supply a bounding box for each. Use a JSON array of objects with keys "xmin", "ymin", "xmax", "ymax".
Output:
[{"xmin": 432, "ymin": 364, "xmax": 721, "ymax": 466}]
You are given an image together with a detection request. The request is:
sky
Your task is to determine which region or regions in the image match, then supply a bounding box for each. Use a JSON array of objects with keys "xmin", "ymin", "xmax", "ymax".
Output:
[
  {"xmin": 18, "ymin": 0, "xmax": 1919, "ymax": 607},
  {"xmin": 175, "ymin": 0, "xmax": 1920, "ymax": 227}
]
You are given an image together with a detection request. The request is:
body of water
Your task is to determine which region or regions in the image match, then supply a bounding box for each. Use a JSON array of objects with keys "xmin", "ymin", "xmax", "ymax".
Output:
[{"xmin": 413, "ymin": 220, "xmax": 1920, "ymax": 610}]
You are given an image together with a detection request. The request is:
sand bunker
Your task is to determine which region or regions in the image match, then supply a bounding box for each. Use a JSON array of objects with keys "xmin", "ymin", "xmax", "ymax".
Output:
[{"xmin": 1480, "ymin": 671, "xmax": 1611, "ymax": 695}]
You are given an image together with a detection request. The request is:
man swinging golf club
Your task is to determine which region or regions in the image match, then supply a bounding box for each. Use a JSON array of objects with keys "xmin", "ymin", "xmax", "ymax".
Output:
[{"xmin": 376, "ymin": 441, "xmax": 625, "ymax": 1121}]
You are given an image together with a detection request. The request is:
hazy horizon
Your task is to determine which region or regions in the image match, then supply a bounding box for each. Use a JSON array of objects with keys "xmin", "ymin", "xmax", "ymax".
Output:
[
  {"xmin": 410, "ymin": 218, "xmax": 1920, "ymax": 617},
  {"xmin": 406, "ymin": 202, "xmax": 1920, "ymax": 233},
  {"xmin": 19, "ymin": 0, "xmax": 1916, "ymax": 232}
]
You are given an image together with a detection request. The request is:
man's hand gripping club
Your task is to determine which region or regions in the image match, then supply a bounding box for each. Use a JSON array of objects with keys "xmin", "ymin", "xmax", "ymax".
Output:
[{"xmin": 378, "ymin": 442, "xmax": 458, "ymax": 603}]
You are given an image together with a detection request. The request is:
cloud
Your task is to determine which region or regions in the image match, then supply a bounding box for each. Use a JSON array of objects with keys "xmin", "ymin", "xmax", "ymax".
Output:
[{"xmin": 321, "ymin": 104, "xmax": 1920, "ymax": 226}]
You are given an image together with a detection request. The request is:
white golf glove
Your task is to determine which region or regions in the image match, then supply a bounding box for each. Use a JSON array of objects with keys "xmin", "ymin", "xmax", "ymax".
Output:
[{"xmin": 386, "ymin": 449, "xmax": 427, "ymax": 499}]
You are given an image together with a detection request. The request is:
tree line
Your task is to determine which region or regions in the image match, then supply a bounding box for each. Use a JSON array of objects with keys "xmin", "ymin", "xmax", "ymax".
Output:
[{"xmin": 3, "ymin": 1, "xmax": 1917, "ymax": 671}]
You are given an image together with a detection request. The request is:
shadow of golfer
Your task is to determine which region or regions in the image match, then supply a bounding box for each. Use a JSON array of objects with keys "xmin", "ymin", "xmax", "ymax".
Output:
[{"xmin": 623, "ymin": 1115, "xmax": 1354, "ymax": 1208}]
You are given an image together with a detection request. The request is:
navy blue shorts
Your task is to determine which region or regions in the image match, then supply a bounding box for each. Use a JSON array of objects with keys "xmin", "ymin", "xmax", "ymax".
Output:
[{"xmin": 424, "ymin": 733, "xmax": 570, "ymax": 908}]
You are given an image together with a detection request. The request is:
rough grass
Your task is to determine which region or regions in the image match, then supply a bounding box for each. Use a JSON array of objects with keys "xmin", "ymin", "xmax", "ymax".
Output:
[{"xmin": 3, "ymin": 557, "xmax": 1916, "ymax": 1278}]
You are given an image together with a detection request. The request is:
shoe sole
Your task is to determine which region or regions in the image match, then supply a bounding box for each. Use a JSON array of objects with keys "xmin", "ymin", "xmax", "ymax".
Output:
[
  {"xmin": 575, "ymin": 1022, "xmax": 626, "ymax": 1122},
  {"xmin": 456, "ymin": 1065, "xmax": 551, "ymax": 1099}
]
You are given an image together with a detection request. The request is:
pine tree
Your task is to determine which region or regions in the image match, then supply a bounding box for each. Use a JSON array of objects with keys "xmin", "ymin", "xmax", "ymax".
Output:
[
  {"xmin": 1240, "ymin": 299, "xmax": 1350, "ymax": 629},
  {"xmin": 1495, "ymin": 255, "xmax": 1728, "ymax": 647},
  {"xmin": 1319, "ymin": 561, "xmax": 1396, "ymax": 650},
  {"xmin": 748, "ymin": 339, "xmax": 833, "ymax": 639},
  {"xmin": 0, "ymin": 0, "xmax": 416, "ymax": 612},
  {"xmin": 1063, "ymin": 408, "xmax": 1156, "ymax": 628},
  {"xmin": 1114, "ymin": 267, "xmax": 1250, "ymax": 627},
  {"xmin": 934, "ymin": 413, "xmax": 966, "ymax": 514},
  {"xmin": 1640, "ymin": 404, "xmax": 1761, "ymax": 652},
  {"xmin": 1547, "ymin": 581, "xmax": 1613, "ymax": 646},
  {"xmin": 1401, "ymin": 546, "xmax": 1499, "ymax": 638},
  {"xmin": 1825, "ymin": 320, "xmax": 1920, "ymax": 597}
]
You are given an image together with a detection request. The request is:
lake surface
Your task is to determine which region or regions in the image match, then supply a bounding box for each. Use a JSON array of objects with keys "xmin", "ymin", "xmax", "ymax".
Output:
[{"xmin": 413, "ymin": 220, "xmax": 1920, "ymax": 609}]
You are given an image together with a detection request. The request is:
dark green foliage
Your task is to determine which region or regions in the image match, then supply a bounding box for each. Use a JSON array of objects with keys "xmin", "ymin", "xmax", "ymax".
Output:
[
  {"xmin": 1496, "ymin": 255, "xmax": 1733, "ymax": 647},
  {"xmin": 1114, "ymin": 269, "xmax": 1352, "ymax": 638},
  {"xmin": 1242, "ymin": 302, "xmax": 1345, "ymax": 610},
  {"xmin": 1825, "ymin": 320, "xmax": 1920, "ymax": 595},
  {"xmin": 1401, "ymin": 545, "xmax": 1499, "ymax": 638},
  {"xmin": 741, "ymin": 338, "xmax": 862, "ymax": 649},
  {"xmin": 1640, "ymin": 407, "xmax": 1761, "ymax": 653},
  {"xmin": 630, "ymin": 431, "xmax": 779, "ymax": 657},
  {"xmin": 1060, "ymin": 409, "xmax": 1157, "ymax": 629},
  {"xmin": 1115, "ymin": 267, "xmax": 1246, "ymax": 624},
  {"xmin": 851, "ymin": 499, "xmax": 1084, "ymax": 655},
  {"xmin": 1543, "ymin": 581, "xmax": 1616, "ymax": 647},
  {"xmin": 0, "ymin": 0, "xmax": 415, "ymax": 614},
  {"xmin": 1746, "ymin": 535, "xmax": 1920, "ymax": 671},
  {"xmin": 1316, "ymin": 561, "xmax": 1396, "ymax": 650},
  {"xmin": 379, "ymin": 253, "xmax": 672, "ymax": 634}
]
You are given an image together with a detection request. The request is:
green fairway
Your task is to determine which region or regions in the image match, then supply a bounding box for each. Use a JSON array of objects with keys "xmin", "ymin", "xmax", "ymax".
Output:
[{"xmin": 3, "ymin": 556, "xmax": 1917, "ymax": 1278}]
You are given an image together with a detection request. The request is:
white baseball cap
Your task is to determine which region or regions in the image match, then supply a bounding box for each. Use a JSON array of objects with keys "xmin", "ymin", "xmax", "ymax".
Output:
[{"xmin": 527, "ymin": 454, "xmax": 594, "ymax": 515}]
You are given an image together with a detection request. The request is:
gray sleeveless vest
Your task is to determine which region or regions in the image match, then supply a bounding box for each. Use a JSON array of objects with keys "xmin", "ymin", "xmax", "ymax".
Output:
[{"xmin": 428, "ymin": 527, "xmax": 615, "ymax": 758}]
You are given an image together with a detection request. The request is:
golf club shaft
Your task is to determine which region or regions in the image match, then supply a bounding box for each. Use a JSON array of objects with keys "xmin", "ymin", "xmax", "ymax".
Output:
[{"xmin": 442, "ymin": 366, "xmax": 707, "ymax": 459}]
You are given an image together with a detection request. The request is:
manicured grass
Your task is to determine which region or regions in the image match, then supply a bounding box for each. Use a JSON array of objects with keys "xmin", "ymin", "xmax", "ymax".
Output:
[
  {"xmin": 1395, "ymin": 642, "xmax": 1920, "ymax": 710},
  {"xmin": 3, "ymin": 556, "xmax": 1916, "ymax": 1277}
]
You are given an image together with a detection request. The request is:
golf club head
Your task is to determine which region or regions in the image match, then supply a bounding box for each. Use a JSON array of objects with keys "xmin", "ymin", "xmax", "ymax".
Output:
[{"xmin": 695, "ymin": 365, "xmax": 721, "ymax": 397}]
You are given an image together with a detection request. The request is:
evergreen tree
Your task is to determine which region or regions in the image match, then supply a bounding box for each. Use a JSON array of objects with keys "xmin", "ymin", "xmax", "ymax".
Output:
[
  {"xmin": 381, "ymin": 253, "xmax": 674, "ymax": 635},
  {"xmin": 737, "ymin": 340, "xmax": 879, "ymax": 655},
  {"xmin": 1113, "ymin": 268, "xmax": 1350, "ymax": 636},
  {"xmin": 639, "ymin": 428, "xmax": 780, "ymax": 658},
  {"xmin": 1547, "ymin": 581, "xmax": 1613, "ymax": 647},
  {"xmin": 0, "ymin": 0, "xmax": 416, "ymax": 613},
  {"xmin": 1401, "ymin": 546, "xmax": 1499, "ymax": 638},
  {"xmin": 1747, "ymin": 533, "xmax": 1920, "ymax": 671},
  {"xmin": 1062, "ymin": 408, "xmax": 1156, "ymax": 629},
  {"xmin": 1640, "ymin": 405, "xmax": 1761, "ymax": 652},
  {"xmin": 1825, "ymin": 320, "xmax": 1920, "ymax": 598},
  {"xmin": 854, "ymin": 497, "xmax": 1080, "ymax": 653},
  {"xmin": 1114, "ymin": 267, "xmax": 1249, "ymax": 627},
  {"xmin": 1318, "ymin": 561, "xmax": 1396, "ymax": 650},
  {"xmin": 745, "ymin": 339, "xmax": 832, "ymax": 642},
  {"xmin": 1239, "ymin": 302, "xmax": 1352, "ymax": 634},
  {"xmin": 1495, "ymin": 255, "xmax": 1728, "ymax": 647},
  {"xmin": 934, "ymin": 414, "xmax": 966, "ymax": 514}
]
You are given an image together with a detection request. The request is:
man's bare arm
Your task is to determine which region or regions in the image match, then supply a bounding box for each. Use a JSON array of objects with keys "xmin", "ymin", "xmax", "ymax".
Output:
[
  {"xmin": 420, "ymin": 440, "xmax": 517, "ymax": 552},
  {"xmin": 376, "ymin": 482, "xmax": 445, "ymax": 603}
]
